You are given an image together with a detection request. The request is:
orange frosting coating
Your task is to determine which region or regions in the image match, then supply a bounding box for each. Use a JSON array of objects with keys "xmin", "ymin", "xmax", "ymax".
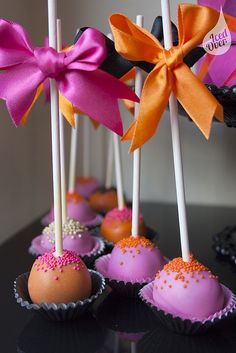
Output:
[
  {"xmin": 89, "ymin": 190, "xmax": 118, "ymax": 212},
  {"xmin": 100, "ymin": 218, "xmax": 146, "ymax": 243},
  {"xmin": 67, "ymin": 192, "xmax": 84, "ymax": 203}
]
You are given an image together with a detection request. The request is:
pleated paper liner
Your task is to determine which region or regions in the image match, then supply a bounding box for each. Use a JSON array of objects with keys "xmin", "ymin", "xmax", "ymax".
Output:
[
  {"xmin": 29, "ymin": 236, "xmax": 105, "ymax": 269},
  {"xmin": 95, "ymin": 254, "xmax": 153, "ymax": 298},
  {"xmin": 139, "ymin": 281, "xmax": 236, "ymax": 335},
  {"xmin": 17, "ymin": 312, "xmax": 107, "ymax": 353},
  {"xmin": 96, "ymin": 291, "xmax": 157, "ymax": 334},
  {"xmin": 14, "ymin": 270, "xmax": 105, "ymax": 321}
]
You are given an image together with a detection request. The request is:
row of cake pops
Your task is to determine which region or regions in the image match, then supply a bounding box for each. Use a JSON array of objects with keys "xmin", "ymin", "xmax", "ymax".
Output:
[{"xmin": 9, "ymin": 0, "xmax": 236, "ymax": 335}]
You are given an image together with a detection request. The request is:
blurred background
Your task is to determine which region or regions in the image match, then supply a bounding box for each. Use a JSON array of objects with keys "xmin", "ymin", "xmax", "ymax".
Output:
[{"xmin": 0, "ymin": 0, "xmax": 235, "ymax": 244}]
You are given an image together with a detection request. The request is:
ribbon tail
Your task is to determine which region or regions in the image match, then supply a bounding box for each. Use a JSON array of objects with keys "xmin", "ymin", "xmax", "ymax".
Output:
[
  {"xmin": 89, "ymin": 118, "xmax": 100, "ymax": 129},
  {"xmin": 57, "ymin": 69, "xmax": 139, "ymax": 136},
  {"xmin": 174, "ymin": 64, "xmax": 223, "ymax": 139},
  {"xmin": 122, "ymin": 65, "xmax": 172, "ymax": 152},
  {"xmin": 0, "ymin": 61, "xmax": 45, "ymax": 126},
  {"xmin": 21, "ymin": 84, "xmax": 43, "ymax": 126},
  {"xmin": 59, "ymin": 93, "xmax": 75, "ymax": 128},
  {"xmin": 122, "ymin": 99, "xmax": 134, "ymax": 115}
]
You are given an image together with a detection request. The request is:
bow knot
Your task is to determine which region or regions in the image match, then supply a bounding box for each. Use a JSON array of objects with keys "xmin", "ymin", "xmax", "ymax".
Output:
[
  {"xmin": 163, "ymin": 46, "xmax": 183, "ymax": 70},
  {"xmin": 34, "ymin": 47, "xmax": 65, "ymax": 78}
]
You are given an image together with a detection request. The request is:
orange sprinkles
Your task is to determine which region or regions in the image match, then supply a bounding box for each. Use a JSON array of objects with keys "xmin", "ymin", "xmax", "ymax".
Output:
[
  {"xmin": 116, "ymin": 236, "xmax": 156, "ymax": 250},
  {"xmin": 155, "ymin": 255, "xmax": 218, "ymax": 283}
]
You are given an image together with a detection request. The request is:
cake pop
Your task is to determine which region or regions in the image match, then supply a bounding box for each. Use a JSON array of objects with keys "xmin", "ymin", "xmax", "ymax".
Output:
[
  {"xmin": 42, "ymin": 192, "xmax": 102, "ymax": 228},
  {"xmin": 152, "ymin": 255, "xmax": 225, "ymax": 321},
  {"xmin": 100, "ymin": 207, "xmax": 146, "ymax": 243},
  {"xmin": 89, "ymin": 187, "xmax": 118, "ymax": 214},
  {"xmin": 28, "ymin": 250, "xmax": 92, "ymax": 304},
  {"xmin": 96, "ymin": 236, "xmax": 165, "ymax": 285},
  {"xmin": 31, "ymin": 219, "xmax": 103, "ymax": 259},
  {"xmin": 76, "ymin": 176, "xmax": 100, "ymax": 199}
]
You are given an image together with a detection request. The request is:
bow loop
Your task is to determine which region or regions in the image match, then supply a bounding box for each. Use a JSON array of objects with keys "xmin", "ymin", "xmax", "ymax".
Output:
[
  {"xmin": 34, "ymin": 47, "xmax": 65, "ymax": 78},
  {"xmin": 163, "ymin": 46, "xmax": 184, "ymax": 70}
]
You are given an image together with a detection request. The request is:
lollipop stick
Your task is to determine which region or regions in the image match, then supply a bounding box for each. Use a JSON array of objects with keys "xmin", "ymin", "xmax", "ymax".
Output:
[
  {"xmin": 83, "ymin": 117, "xmax": 90, "ymax": 177},
  {"xmin": 57, "ymin": 19, "xmax": 67, "ymax": 224},
  {"xmin": 161, "ymin": 0, "xmax": 190, "ymax": 262},
  {"xmin": 68, "ymin": 113, "xmax": 79, "ymax": 193},
  {"xmin": 105, "ymin": 132, "xmax": 114, "ymax": 189},
  {"xmin": 131, "ymin": 15, "xmax": 144, "ymax": 237},
  {"xmin": 113, "ymin": 133, "xmax": 125, "ymax": 209},
  {"xmin": 107, "ymin": 33, "xmax": 125, "ymax": 210},
  {"xmin": 47, "ymin": 0, "xmax": 63, "ymax": 256}
]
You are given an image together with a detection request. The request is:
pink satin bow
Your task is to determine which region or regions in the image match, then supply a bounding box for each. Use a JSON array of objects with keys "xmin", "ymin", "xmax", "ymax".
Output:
[{"xmin": 0, "ymin": 19, "xmax": 138, "ymax": 135}]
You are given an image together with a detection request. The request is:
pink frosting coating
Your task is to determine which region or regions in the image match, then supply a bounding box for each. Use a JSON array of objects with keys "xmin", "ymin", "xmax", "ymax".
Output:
[
  {"xmin": 40, "ymin": 234, "xmax": 54, "ymax": 251},
  {"xmin": 39, "ymin": 228, "xmax": 96, "ymax": 256},
  {"xmin": 63, "ymin": 232, "xmax": 96, "ymax": 255},
  {"xmin": 105, "ymin": 207, "xmax": 143, "ymax": 222},
  {"xmin": 67, "ymin": 200, "xmax": 97, "ymax": 222},
  {"xmin": 76, "ymin": 177, "xmax": 100, "ymax": 198},
  {"xmin": 153, "ymin": 262, "xmax": 225, "ymax": 320},
  {"xmin": 43, "ymin": 200, "xmax": 97, "ymax": 226},
  {"xmin": 108, "ymin": 237, "xmax": 165, "ymax": 282}
]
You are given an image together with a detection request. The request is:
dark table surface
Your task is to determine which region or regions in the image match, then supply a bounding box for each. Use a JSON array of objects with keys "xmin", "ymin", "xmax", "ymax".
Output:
[{"xmin": 1, "ymin": 202, "xmax": 236, "ymax": 353}]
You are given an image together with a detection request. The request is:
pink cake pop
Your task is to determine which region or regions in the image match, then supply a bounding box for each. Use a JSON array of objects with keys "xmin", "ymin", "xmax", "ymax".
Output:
[
  {"xmin": 152, "ymin": 255, "xmax": 225, "ymax": 321},
  {"xmin": 31, "ymin": 219, "xmax": 102, "ymax": 258},
  {"xmin": 76, "ymin": 176, "xmax": 100, "ymax": 199},
  {"xmin": 42, "ymin": 192, "xmax": 102, "ymax": 228}
]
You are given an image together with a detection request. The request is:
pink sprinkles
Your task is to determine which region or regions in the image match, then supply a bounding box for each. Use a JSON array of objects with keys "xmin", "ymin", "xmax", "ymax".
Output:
[
  {"xmin": 105, "ymin": 207, "xmax": 143, "ymax": 222},
  {"xmin": 34, "ymin": 249, "xmax": 82, "ymax": 272}
]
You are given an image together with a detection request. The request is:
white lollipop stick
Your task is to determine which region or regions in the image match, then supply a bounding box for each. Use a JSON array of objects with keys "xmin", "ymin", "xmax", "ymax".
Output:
[
  {"xmin": 47, "ymin": 0, "xmax": 63, "ymax": 256},
  {"xmin": 57, "ymin": 19, "xmax": 67, "ymax": 224},
  {"xmin": 161, "ymin": 0, "xmax": 190, "ymax": 262},
  {"xmin": 68, "ymin": 113, "xmax": 79, "ymax": 193},
  {"xmin": 113, "ymin": 133, "xmax": 125, "ymax": 209},
  {"xmin": 131, "ymin": 15, "xmax": 144, "ymax": 237},
  {"xmin": 107, "ymin": 33, "xmax": 125, "ymax": 210},
  {"xmin": 83, "ymin": 117, "xmax": 90, "ymax": 177},
  {"xmin": 105, "ymin": 132, "xmax": 114, "ymax": 189}
]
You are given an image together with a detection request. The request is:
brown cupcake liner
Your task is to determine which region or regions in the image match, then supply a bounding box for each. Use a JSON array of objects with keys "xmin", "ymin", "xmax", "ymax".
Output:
[
  {"xmin": 139, "ymin": 281, "xmax": 236, "ymax": 335},
  {"xmin": 14, "ymin": 270, "xmax": 106, "ymax": 321}
]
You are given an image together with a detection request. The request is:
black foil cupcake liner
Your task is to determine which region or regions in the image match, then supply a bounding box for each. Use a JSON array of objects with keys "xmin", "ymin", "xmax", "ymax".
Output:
[
  {"xmin": 14, "ymin": 270, "xmax": 106, "ymax": 321},
  {"xmin": 29, "ymin": 236, "xmax": 105, "ymax": 269},
  {"xmin": 82, "ymin": 237, "xmax": 105, "ymax": 268},
  {"xmin": 95, "ymin": 254, "xmax": 153, "ymax": 298},
  {"xmin": 139, "ymin": 281, "xmax": 236, "ymax": 335}
]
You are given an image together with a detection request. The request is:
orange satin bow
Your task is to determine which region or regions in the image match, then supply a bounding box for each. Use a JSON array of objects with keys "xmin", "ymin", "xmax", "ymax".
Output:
[{"xmin": 109, "ymin": 4, "xmax": 229, "ymax": 152}]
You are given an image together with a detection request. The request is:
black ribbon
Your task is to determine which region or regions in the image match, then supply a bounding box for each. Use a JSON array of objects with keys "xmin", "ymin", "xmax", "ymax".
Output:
[{"xmin": 74, "ymin": 16, "xmax": 205, "ymax": 78}]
